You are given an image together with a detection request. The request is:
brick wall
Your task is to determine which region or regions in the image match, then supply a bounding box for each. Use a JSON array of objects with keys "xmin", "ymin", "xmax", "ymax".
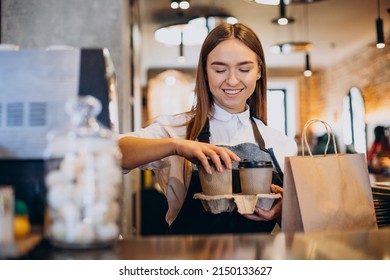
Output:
[{"xmin": 295, "ymin": 38, "xmax": 390, "ymax": 136}]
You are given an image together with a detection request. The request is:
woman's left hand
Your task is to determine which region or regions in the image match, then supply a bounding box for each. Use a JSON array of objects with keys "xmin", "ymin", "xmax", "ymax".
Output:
[{"xmin": 243, "ymin": 184, "xmax": 283, "ymax": 222}]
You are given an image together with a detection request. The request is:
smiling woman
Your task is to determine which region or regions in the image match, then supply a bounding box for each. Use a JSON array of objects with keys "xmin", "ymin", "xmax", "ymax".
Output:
[{"xmin": 119, "ymin": 23, "xmax": 297, "ymax": 235}]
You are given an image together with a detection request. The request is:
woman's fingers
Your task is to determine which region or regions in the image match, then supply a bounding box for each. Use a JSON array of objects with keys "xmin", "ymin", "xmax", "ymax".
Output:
[
  {"xmin": 271, "ymin": 184, "xmax": 283, "ymax": 195},
  {"xmin": 176, "ymin": 140, "xmax": 240, "ymax": 173},
  {"xmin": 207, "ymin": 146, "xmax": 240, "ymax": 172},
  {"xmin": 243, "ymin": 207, "xmax": 276, "ymax": 221},
  {"xmin": 243, "ymin": 185, "xmax": 283, "ymax": 222},
  {"xmin": 219, "ymin": 148, "xmax": 241, "ymax": 169}
]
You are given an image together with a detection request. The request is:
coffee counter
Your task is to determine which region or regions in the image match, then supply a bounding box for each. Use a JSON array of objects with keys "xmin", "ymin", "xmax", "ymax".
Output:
[
  {"xmin": 6, "ymin": 174, "xmax": 389, "ymax": 260},
  {"xmin": 17, "ymin": 226, "xmax": 390, "ymax": 260}
]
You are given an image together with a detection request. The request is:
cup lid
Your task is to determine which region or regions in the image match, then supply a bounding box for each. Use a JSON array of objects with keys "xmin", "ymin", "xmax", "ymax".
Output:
[{"xmin": 238, "ymin": 160, "xmax": 272, "ymax": 168}]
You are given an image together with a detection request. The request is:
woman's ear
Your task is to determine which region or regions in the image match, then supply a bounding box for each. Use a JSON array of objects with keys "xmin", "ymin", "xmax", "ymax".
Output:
[{"xmin": 257, "ymin": 65, "xmax": 261, "ymax": 80}]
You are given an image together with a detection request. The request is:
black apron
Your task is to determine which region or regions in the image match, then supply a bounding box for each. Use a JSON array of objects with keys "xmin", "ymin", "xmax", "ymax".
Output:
[{"xmin": 167, "ymin": 117, "xmax": 284, "ymax": 235}]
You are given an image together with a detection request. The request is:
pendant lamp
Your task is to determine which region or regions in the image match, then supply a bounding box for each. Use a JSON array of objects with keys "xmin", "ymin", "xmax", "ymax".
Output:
[
  {"xmin": 272, "ymin": 0, "xmax": 295, "ymax": 25},
  {"xmin": 303, "ymin": 52, "xmax": 312, "ymax": 77},
  {"xmin": 171, "ymin": 0, "xmax": 190, "ymax": 10},
  {"xmin": 376, "ymin": 0, "xmax": 385, "ymax": 48}
]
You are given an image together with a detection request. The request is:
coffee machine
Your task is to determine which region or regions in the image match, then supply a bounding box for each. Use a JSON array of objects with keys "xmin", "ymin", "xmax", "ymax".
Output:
[{"xmin": 0, "ymin": 48, "xmax": 119, "ymax": 225}]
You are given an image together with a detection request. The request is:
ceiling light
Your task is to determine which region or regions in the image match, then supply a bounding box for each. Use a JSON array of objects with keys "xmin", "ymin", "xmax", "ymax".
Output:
[
  {"xmin": 303, "ymin": 53, "xmax": 312, "ymax": 77},
  {"xmin": 244, "ymin": 0, "xmax": 279, "ymax": 5},
  {"xmin": 171, "ymin": 0, "xmax": 190, "ymax": 10},
  {"xmin": 376, "ymin": 18, "xmax": 385, "ymax": 48},
  {"xmin": 171, "ymin": 1, "xmax": 179, "ymax": 9},
  {"xmin": 271, "ymin": 0, "xmax": 295, "ymax": 25},
  {"xmin": 154, "ymin": 23, "xmax": 208, "ymax": 46},
  {"xmin": 376, "ymin": 0, "xmax": 385, "ymax": 49},
  {"xmin": 155, "ymin": 9, "xmax": 237, "ymax": 61},
  {"xmin": 270, "ymin": 41, "xmax": 313, "ymax": 54},
  {"xmin": 179, "ymin": 1, "xmax": 190, "ymax": 9},
  {"xmin": 155, "ymin": 12, "xmax": 237, "ymax": 47},
  {"xmin": 177, "ymin": 32, "xmax": 186, "ymax": 63},
  {"xmin": 177, "ymin": 55, "xmax": 186, "ymax": 63},
  {"xmin": 189, "ymin": 15, "xmax": 238, "ymax": 32}
]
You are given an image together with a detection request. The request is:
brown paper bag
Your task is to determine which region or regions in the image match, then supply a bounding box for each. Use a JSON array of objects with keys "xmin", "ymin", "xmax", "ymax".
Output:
[{"xmin": 282, "ymin": 119, "xmax": 377, "ymax": 233}]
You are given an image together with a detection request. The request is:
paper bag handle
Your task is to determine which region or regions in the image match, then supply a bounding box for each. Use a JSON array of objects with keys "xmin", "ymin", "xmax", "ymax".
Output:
[{"xmin": 301, "ymin": 119, "xmax": 338, "ymax": 156}]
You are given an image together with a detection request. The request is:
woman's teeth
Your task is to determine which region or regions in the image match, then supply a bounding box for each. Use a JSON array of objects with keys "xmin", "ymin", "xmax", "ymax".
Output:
[{"xmin": 223, "ymin": 89, "xmax": 241, "ymax": 95}]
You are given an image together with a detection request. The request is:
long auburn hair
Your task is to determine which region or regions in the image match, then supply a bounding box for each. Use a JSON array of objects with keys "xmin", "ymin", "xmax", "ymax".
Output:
[{"xmin": 186, "ymin": 23, "xmax": 268, "ymax": 140}]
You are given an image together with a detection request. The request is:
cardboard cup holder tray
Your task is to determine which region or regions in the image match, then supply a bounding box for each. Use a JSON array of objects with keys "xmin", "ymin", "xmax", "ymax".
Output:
[{"xmin": 193, "ymin": 193, "xmax": 281, "ymax": 214}]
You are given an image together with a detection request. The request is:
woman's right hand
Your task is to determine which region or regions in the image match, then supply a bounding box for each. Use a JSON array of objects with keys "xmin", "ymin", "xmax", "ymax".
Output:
[
  {"xmin": 118, "ymin": 136, "xmax": 239, "ymax": 172},
  {"xmin": 172, "ymin": 139, "xmax": 240, "ymax": 174}
]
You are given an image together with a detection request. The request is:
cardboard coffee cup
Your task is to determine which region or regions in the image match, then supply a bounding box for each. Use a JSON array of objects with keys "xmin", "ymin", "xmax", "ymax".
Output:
[
  {"xmin": 198, "ymin": 159, "xmax": 232, "ymax": 196},
  {"xmin": 239, "ymin": 160, "xmax": 273, "ymax": 195}
]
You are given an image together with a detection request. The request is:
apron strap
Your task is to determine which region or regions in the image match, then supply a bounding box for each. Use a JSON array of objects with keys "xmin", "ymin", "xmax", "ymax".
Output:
[
  {"xmin": 250, "ymin": 117, "xmax": 266, "ymax": 150},
  {"xmin": 250, "ymin": 117, "xmax": 284, "ymax": 182},
  {"xmin": 197, "ymin": 120, "xmax": 211, "ymax": 143}
]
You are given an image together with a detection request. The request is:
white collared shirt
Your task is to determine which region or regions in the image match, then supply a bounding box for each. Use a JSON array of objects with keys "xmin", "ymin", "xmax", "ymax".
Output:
[{"xmin": 121, "ymin": 104, "xmax": 297, "ymax": 225}]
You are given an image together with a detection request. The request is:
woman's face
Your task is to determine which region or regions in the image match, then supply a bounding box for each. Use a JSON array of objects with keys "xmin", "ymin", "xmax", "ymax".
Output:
[{"xmin": 206, "ymin": 38, "xmax": 260, "ymax": 114}]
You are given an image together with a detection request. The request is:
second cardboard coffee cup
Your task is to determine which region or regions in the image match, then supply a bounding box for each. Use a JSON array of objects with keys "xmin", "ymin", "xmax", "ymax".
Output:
[{"xmin": 239, "ymin": 160, "xmax": 273, "ymax": 195}]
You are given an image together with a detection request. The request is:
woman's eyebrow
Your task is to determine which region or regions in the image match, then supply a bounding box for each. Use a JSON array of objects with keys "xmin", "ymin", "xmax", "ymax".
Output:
[
  {"xmin": 210, "ymin": 61, "xmax": 227, "ymax": 66},
  {"xmin": 210, "ymin": 61, "xmax": 255, "ymax": 66}
]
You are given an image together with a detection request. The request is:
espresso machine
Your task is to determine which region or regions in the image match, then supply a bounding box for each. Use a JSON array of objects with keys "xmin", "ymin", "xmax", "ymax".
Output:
[{"xmin": 0, "ymin": 48, "xmax": 119, "ymax": 225}]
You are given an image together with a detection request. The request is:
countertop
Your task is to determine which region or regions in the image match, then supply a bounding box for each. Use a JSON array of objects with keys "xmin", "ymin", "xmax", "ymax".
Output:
[
  {"xmin": 16, "ymin": 226, "xmax": 390, "ymax": 260},
  {"xmin": 5, "ymin": 174, "xmax": 389, "ymax": 260}
]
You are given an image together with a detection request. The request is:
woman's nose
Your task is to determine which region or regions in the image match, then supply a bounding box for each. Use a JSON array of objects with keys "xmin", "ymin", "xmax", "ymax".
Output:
[{"xmin": 226, "ymin": 72, "xmax": 239, "ymax": 85}]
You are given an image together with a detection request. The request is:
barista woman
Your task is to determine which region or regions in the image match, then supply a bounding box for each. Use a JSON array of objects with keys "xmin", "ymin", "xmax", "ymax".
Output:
[{"xmin": 119, "ymin": 23, "xmax": 297, "ymax": 235}]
